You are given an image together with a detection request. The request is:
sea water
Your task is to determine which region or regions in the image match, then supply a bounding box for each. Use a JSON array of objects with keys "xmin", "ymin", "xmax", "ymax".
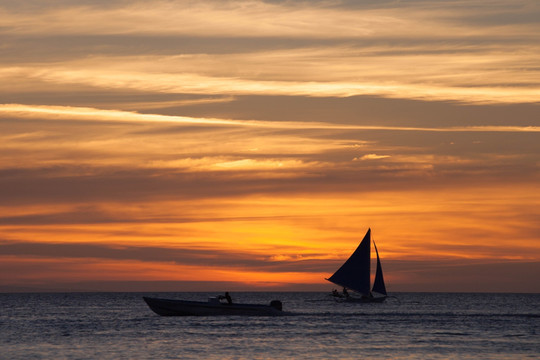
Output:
[{"xmin": 1, "ymin": 292, "xmax": 539, "ymax": 359}]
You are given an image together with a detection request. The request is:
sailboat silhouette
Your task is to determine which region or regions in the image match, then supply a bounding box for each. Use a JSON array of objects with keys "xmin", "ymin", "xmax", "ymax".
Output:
[{"xmin": 327, "ymin": 228, "xmax": 388, "ymax": 303}]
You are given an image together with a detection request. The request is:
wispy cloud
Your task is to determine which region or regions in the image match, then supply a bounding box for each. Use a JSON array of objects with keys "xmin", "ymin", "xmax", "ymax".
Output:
[
  {"xmin": 355, "ymin": 154, "xmax": 391, "ymax": 161},
  {"xmin": 2, "ymin": 104, "xmax": 538, "ymax": 132},
  {"xmin": 4, "ymin": 56, "xmax": 540, "ymax": 104},
  {"xmin": 2, "ymin": 0, "xmax": 538, "ymax": 39},
  {"xmin": 2, "ymin": 1, "xmax": 540, "ymax": 104}
]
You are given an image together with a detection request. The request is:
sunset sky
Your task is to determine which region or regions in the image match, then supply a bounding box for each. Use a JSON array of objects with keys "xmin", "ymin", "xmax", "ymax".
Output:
[{"xmin": 1, "ymin": 0, "xmax": 539, "ymax": 293}]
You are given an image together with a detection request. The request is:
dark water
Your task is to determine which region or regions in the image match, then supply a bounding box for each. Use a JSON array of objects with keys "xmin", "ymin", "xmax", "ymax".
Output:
[{"xmin": 1, "ymin": 292, "xmax": 539, "ymax": 359}]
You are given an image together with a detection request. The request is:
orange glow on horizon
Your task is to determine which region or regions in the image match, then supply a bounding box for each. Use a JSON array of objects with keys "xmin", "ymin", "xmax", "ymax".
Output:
[{"xmin": 1, "ymin": 184, "xmax": 538, "ymax": 291}]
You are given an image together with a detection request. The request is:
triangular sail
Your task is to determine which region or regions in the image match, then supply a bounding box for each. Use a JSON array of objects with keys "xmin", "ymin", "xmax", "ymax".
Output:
[
  {"xmin": 327, "ymin": 228, "xmax": 371, "ymax": 296},
  {"xmin": 372, "ymin": 240, "xmax": 387, "ymax": 296}
]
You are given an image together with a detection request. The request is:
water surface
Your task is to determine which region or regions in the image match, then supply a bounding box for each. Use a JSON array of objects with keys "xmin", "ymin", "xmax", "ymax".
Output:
[{"xmin": 1, "ymin": 292, "xmax": 539, "ymax": 359}]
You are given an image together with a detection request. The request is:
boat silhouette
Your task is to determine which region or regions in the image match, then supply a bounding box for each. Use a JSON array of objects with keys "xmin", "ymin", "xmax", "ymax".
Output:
[{"xmin": 327, "ymin": 228, "xmax": 388, "ymax": 303}]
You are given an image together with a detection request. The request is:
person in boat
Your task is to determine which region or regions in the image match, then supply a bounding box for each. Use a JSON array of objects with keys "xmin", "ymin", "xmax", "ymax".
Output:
[
  {"xmin": 219, "ymin": 292, "xmax": 233, "ymax": 304},
  {"xmin": 332, "ymin": 289, "xmax": 341, "ymax": 297},
  {"xmin": 342, "ymin": 287, "xmax": 350, "ymax": 298}
]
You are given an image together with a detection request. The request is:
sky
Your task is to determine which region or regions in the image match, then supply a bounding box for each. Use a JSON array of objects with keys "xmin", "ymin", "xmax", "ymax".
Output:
[{"xmin": 1, "ymin": 0, "xmax": 539, "ymax": 293}]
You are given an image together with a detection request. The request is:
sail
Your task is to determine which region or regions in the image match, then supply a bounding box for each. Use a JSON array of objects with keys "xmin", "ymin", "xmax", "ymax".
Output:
[
  {"xmin": 327, "ymin": 228, "xmax": 371, "ymax": 296},
  {"xmin": 372, "ymin": 240, "xmax": 387, "ymax": 296}
]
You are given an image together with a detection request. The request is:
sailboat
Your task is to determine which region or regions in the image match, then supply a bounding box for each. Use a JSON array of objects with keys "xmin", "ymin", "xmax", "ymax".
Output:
[{"xmin": 326, "ymin": 228, "xmax": 388, "ymax": 303}]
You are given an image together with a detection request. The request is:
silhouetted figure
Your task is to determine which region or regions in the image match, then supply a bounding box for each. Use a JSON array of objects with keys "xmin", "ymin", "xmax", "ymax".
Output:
[
  {"xmin": 270, "ymin": 300, "xmax": 282, "ymax": 311},
  {"xmin": 343, "ymin": 287, "xmax": 350, "ymax": 298},
  {"xmin": 219, "ymin": 292, "xmax": 232, "ymax": 304}
]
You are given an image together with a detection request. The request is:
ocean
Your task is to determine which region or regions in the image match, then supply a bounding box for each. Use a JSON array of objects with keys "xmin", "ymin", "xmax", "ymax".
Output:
[{"xmin": 1, "ymin": 292, "xmax": 539, "ymax": 359}]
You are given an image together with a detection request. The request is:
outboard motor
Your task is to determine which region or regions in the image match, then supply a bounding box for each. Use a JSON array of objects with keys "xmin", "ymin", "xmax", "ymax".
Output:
[{"xmin": 270, "ymin": 300, "xmax": 282, "ymax": 311}]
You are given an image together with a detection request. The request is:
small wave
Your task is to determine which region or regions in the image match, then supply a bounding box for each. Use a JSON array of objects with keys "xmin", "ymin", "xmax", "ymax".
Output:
[
  {"xmin": 502, "ymin": 333, "xmax": 526, "ymax": 338},
  {"xmin": 433, "ymin": 331, "xmax": 472, "ymax": 337}
]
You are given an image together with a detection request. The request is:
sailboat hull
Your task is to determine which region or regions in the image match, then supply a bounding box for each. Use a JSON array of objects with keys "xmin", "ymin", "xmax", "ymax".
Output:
[{"xmin": 335, "ymin": 296, "xmax": 387, "ymax": 303}]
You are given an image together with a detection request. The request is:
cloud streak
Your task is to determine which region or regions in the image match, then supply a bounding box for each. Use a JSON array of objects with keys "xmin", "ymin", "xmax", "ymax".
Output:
[
  {"xmin": 2, "ymin": 104, "xmax": 538, "ymax": 132},
  {"xmin": 2, "ymin": 0, "xmax": 538, "ymax": 39},
  {"xmin": 4, "ymin": 60, "xmax": 539, "ymax": 104}
]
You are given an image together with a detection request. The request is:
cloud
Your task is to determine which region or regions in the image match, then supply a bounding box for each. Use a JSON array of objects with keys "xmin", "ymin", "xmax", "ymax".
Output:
[
  {"xmin": 0, "ymin": 1, "xmax": 456, "ymax": 37},
  {"xmin": 2, "ymin": 242, "xmax": 539, "ymax": 292},
  {"xmin": 2, "ymin": 104, "xmax": 538, "ymax": 132},
  {"xmin": 0, "ymin": 240, "xmax": 336, "ymax": 273},
  {"xmin": 386, "ymin": 259, "xmax": 540, "ymax": 293},
  {"xmin": 2, "ymin": 1, "xmax": 540, "ymax": 104},
  {"xmin": 2, "ymin": 0, "xmax": 538, "ymax": 40},
  {"xmin": 4, "ymin": 59, "xmax": 540, "ymax": 103},
  {"xmin": 1, "ymin": 102, "xmax": 538, "ymax": 208},
  {"xmin": 355, "ymin": 154, "xmax": 391, "ymax": 161}
]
